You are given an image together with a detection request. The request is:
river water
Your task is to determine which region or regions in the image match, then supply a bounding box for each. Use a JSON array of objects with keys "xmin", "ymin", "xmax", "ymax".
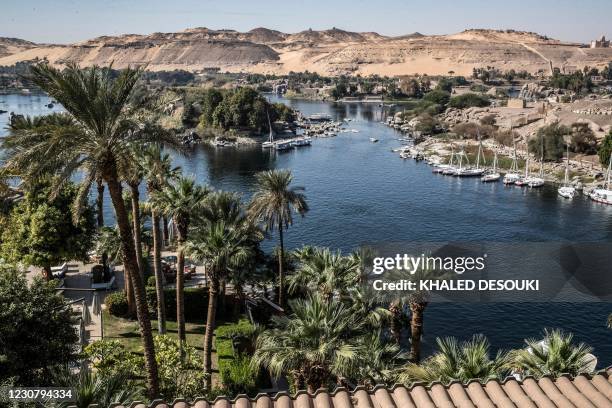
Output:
[{"xmin": 2, "ymin": 93, "xmax": 612, "ymax": 364}]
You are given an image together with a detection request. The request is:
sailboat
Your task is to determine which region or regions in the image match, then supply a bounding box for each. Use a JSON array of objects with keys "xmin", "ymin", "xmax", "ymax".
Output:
[
  {"xmin": 482, "ymin": 149, "xmax": 501, "ymax": 182},
  {"xmin": 589, "ymin": 154, "xmax": 612, "ymax": 205},
  {"xmin": 558, "ymin": 144, "xmax": 575, "ymax": 199},
  {"xmin": 262, "ymin": 110, "xmax": 275, "ymax": 148},
  {"xmin": 503, "ymin": 136, "xmax": 521, "ymax": 184},
  {"xmin": 441, "ymin": 146, "xmax": 457, "ymax": 175},
  {"xmin": 455, "ymin": 134, "xmax": 484, "ymax": 177},
  {"xmin": 528, "ymin": 136, "xmax": 545, "ymax": 188},
  {"xmin": 514, "ymin": 144, "xmax": 531, "ymax": 186}
]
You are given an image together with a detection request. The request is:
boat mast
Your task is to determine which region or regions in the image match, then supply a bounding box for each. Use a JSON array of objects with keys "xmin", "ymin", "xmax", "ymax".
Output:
[
  {"xmin": 511, "ymin": 138, "xmax": 518, "ymax": 173},
  {"xmin": 524, "ymin": 144, "xmax": 529, "ymax": 178},
  {"xmin": 493, "ymin": 150, "xmax": 498, "ymax": 172},
  {"xmin": 539, "ymin": 134, "xmax": 544, "ymax": 178},
  {"xmin": 606, "ymin": 154, "xmax": 612, "ymax": 190},
  {"xmin": 476, "ymin": 130, "xmax": 482, "ymax": 170},
  {"xmin": 564, "ymin": 144, "xmax": 570, "ymax": 185},
  {"xmin": 267, "ymin": 110, "xmax": 274, "ymax": 143}
]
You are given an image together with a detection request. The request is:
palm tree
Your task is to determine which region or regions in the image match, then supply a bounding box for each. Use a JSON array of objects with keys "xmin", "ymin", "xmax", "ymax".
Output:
[
  {"xmin": 186, "ymin": 193, "xmax": 258, "ymax": 389},
  {"xmin": 252, "ymin": 293, "xmax": 361, "ymax": 392},
  {"xmin": 288, "ymin": 246, "xmax": 359, "ymax": 300},
  {"xmin": 396, "ymin": 335, "xmax": 510, "ymax": 385},
  {"xmin": 511, "ymin": 329, "xmax": 595, "ymax": 378},
  {"xmin": 52, "ymin": 366, "xmax": 142, "ymax": 408},
  {"xmin": 1, "ymin": 64, "xmax": 177, "ymax": 397},
  {"xmin": 140, "ymin": 145, "xmax": 181, "ymax": 335},
  {"xmin": 151, "ymin": 176, "xmax": 208, "ymax": 345},
  {"xmin": 248, "ymin": 169, "xmax": 308, "ymax": 307}
]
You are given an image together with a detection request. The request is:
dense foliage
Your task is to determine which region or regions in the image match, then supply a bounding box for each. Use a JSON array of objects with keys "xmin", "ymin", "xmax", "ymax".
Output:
[
  {"xmin": 528, "ymin": 123, "xmax": 567, "ymax": 162},
  {"xmin": 598, "ymin": 131, "xmax": 612, "ymax": 167},
  {"xmin": 448, "ymin": 93, "xmax": 490, "ymax": 109},
  {"xmin": 549, "ymin": 71, "xmax": 593, "ymax": 93},
  {"xmin": 195, "ymin": 87, "xmax": 295, "ymax": 132},
  {"xmin": 0, "ymin": 267, "xmax": 78, "ymax": 385},
  {"xmin": 0, "ymin": 182, "xmax": 96, "ymax": 276}
]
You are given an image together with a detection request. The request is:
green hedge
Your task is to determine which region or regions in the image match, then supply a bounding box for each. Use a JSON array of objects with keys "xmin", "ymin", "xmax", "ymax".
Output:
[
  {"xmin": 146, "ymin": 286, "xmax": 237, "ymax": 321},
  {"xmin": 106, "ymin": 291, "xmax": 128, "ymax": 317}
]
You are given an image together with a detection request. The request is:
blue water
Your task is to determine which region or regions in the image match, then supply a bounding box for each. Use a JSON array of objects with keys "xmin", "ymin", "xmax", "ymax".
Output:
[{"xmin": 2, "ymin": 94, "xmax": 612, "ymax": 365}]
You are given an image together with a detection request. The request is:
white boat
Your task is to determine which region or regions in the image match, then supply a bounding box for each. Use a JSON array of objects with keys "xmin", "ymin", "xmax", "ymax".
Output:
[
  {"xmin": 433, "ymin": 164, "xmax": 452, "ymax": 174},
  {"xmin": 528, "ymin": 136, "xmax": 545, "ymax": 188},
  {"xmin": 589, "ymin": 155, "xmax": 612, "ymax": 205},
  {"xmin": 262, "ymin": 110, "xmax": 275, "ymax": 148},
  {"xmin": 454, "ymin": 144, "xmax": 484, "ymax": 177},
  {"xmin": 482, "ymin": 150, "xmax": 500, "ymax": 182},
  {"xmin": 558, "ymin": 145, "xmax": 575, "ymax": 199},
  {"xmin": 370, "ymin": 137, "xmax": 379, "ymax": 143},
  {"xmin": 292, "ymin": 137, "xmax": 311, "ymax": 147},
  {"xmin": 274, "ymin": 141, "xmax": 293, "ymax": 151},
  {"xmin": 441, "ymin": 146, "xmax": 457, "ymax": 175}
]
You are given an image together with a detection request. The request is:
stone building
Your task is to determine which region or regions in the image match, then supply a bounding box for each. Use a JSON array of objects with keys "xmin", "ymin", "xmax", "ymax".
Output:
[{"xmin": 591, "ymin": 35, "xmax": 610, "ymax": 48}]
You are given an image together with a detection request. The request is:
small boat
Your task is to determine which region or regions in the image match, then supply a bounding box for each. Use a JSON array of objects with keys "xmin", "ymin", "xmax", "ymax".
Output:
[
  {"xmin": 433, "ymin": 164, "xmax": 452, "ymax": 174},
  {"xmin": 213, "ymin": 139, "xmax": 227, "ymax": 147},
  {"xmin": 442, "ymin": 146, "xmax": 457, "ymax": 175},
  {"xmin": 482, "ymin": 150, "xmax": 500, "ymax": 182},
  {"xmin": 275, "ymin": 141, "xmax": 293, "ymax": 151},
  {"xmin": 558, "ymin": 145, "xmax": 575, "ymax": 199},
  {"xmin": 262, "ymin": 110, "xmax": 275, "ymax": 148},
  {"xmin": 589, "ymin": 155, "xmax": 612, "ymax": 205},
  {"xmin": 351, "ymin": 129, "xmax": 360, "ymax": 133},
  {"xmin": 528, "ymin": 135, "xmax": 545, "ymax": 188},
  {"xmin": 292, "ymin": 137, "xmax": 312, "ymax": 147},
  {"xmin": 370, "ymin": 137, "xmax": 379, "ymax": 143},
  {"xmin": 454, "ymin": 145, "xmax": 484, "ymax": 177}
]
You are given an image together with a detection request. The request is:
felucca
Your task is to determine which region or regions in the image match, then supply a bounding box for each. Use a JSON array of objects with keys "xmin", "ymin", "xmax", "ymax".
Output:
[
  {"xmin": 482, "ymin": 149, "xmax": 501, "ymax": 182},
  {"xmin": 589, "ymin": 154, "xmax": 612, "ymax": 205},
  {"xmin": 503, "ymin": 137, "xmax": 521, "ymax": 184},
  {"xmin": 558, "ymin": 144, "xmax": 575, "ymax": 199}
]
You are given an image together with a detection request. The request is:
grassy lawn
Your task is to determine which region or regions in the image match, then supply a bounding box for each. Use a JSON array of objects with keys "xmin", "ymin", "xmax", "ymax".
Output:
[{"xmin": 102, "ymin": 311, "xmax": 253, "ymax": 386}]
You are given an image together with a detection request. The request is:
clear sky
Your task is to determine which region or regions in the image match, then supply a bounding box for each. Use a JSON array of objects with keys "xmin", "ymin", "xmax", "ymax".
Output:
[{"xmin": 2, "ymin": 0, "xmax": 611, "ymax": 44}]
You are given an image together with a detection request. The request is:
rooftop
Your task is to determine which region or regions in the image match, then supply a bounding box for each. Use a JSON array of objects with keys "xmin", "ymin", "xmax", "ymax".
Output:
[{"xmin": 100, "ymin": 367, "xmax": 612, "ymax": 408}]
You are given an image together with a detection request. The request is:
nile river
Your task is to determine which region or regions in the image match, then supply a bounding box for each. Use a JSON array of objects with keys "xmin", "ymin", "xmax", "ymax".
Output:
[{"xmin": 2, "ymin": 93, "xmax": 612, "ymax": 364}]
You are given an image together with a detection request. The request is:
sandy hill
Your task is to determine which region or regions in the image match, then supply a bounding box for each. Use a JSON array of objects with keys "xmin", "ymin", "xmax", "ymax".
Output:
[{"xmin": 1, "ymin": 28, "xmax": 611, "ymax": 77}]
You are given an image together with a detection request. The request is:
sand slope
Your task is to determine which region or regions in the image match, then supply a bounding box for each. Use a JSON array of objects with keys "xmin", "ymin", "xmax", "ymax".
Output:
[{"xmin": 1, "ymin": 28, "xmax": 611, "ymax": 76}]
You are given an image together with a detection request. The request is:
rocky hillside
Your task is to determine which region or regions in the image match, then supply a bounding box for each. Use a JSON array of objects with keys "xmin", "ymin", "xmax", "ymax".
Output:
[{"xmin": 1, "ymin": 28, "xmax": 611, "ymax": 76}]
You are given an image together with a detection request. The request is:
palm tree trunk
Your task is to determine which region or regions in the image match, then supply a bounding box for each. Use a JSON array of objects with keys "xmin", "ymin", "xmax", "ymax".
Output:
[
  {"xmin": 389, "ymin": 300, "xmax": 402, "ymax": 346},
  {"xmin": 124, "ymin": 261, "xmax": 136, "ymax": 317},
  {"xmin": 278, "ymin": 220, "xmax": 285, "ymax": 308},
  {"xmin": 152, "ymin": 211, "xmax": 166, "ymax": 334},
  {"xmin": 162, "ymin": 216, "xmax": 169, "ymax": 246},
  {"xmin": 96, "ymin": 178, "xmax": 104, "ymax": 227},
  {"xmin": 130, "ymin": 183, "xmax": 144, "ymax": 281},
  {"xmin": 203, "ymin": 274, "xmax": 219, "ymax": 390},
  {"xmin": 409, "ymin": 301, "xmax": 427, "ymax": 363},
  {"xmin": 105, "ymin": 175, "xmax": 159, "ymax": 398},
  {"xmin": 176, "ymin": 224, "xmax": 186, "ymax": 345}
]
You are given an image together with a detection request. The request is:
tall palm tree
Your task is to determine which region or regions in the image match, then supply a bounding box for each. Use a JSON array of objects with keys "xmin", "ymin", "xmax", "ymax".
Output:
[
  {"xmin": 140, "ymin": 145, "xmax": 181, "ymax": 335},
  {"xmin": 511, "ymin": 329, "xmax": 595, "ymax": 378},
  {"xmin": 252, "ymin": 293, "xmax": 361, "ymax": 392},
  {"xmin": 248, "ymin": 169, "xmax": 308, "ymax": 307},
  {"xmin": 1, "ymin": 64, "xmax": 178, "ymax": 398},
  {"xmin": 186, "ymin": 194, "xmax": 257, "ymax": 389},
  {"xmin": 151, "ymin": 176, "xmax": 208, "ymax": 344},
  {"xmin": 396, "ymin": 335, "xmax": 510, "ymax": 385}
]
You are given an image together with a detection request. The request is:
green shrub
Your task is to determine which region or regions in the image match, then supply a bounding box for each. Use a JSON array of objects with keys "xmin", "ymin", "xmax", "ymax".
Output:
[
  {"xmin": 423, "ymin": 89, "xmax": 451, "ymax": 106},
  {"xmin": 449, "ymin": 93, "xmax": 490, "ymax": 109},
  {"xmin": 220, "ymin": 356, "xmax": 258, "ymax": 396},
  {"xmin": 106, "ymin": 291, "xmax": 128, "ymax": 317},
  {"xmin": 84, "ymin": 339, "xmax": 143, "ymax": 377},
  {"xmin": 598, "ymin": 132, "xmax": 612, "ymax": 167},
  {"xmin": 147, "ymin": 275, "xmax": 157, "ymax": 287}
]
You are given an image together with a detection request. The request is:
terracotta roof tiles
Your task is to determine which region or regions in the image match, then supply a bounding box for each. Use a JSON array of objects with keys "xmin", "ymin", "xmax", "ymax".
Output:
[{"xmin": 101, "ymin": 367, "xmax": 612, "ymax": 408}]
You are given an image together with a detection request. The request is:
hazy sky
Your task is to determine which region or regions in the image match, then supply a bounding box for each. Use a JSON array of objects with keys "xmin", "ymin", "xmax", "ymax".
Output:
[{"xmin": 2, "ymin": 0, "xmax": 611, "ymax": 44}]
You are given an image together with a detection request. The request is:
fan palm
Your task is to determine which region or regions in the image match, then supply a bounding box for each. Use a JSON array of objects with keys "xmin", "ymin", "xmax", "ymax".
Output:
[
  {"xmin": 186, "ymin": 197, "xmax": 257, "ymax": 389},
  {"xmin": 52, "ymin": 366, "xmax": 142, "ymax": 408},
  {"xmin": 151, "ymin": 176, "xmax": 208, "ymax": 344},
  {"xmin": 247, "ymin": 169, "xmax": 308, "ymax": 307},
  {"xmin": 288, "ymin": 246, "xmax": 359, "ymax": 300},
  {"xmin": 139, "ymin": 145, "xmax": 181, "ymax": 334},
  {"xmin": 396, "ymin": 335, "xmax": 510, "ymax": 385},
  {"xmin": 252, "ymin": 293, "xmax": 361, "ymax": 393},
  {"xmin": 511, "ymin": 329, "xmax": 595, "ymax": 378},
  {"xmin": 1, "ymin": 64, "xmax": 177, "ymax": 397}
]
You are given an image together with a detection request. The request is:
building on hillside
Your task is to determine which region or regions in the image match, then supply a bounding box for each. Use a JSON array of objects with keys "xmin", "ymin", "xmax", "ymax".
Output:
[
  {"xmin": 507, "ymin": 98, "xmax": 527, "ymax": 109},
  {"xmin": 591, "ymin": 35, "xmax": 610, "ymax": 48}
]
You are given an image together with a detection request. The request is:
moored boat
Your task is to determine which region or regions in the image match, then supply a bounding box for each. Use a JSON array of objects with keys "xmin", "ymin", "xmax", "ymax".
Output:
[
  {"xmin": 558, "ymin": 145, "xmax": 575, "ymax": 199},
  {"xmin": 482, "ymin": 150, "xmax": 500, "ymax": 182},
  {"xmin": 589, "ymin": 154, "xmax": 612, "ymax": 204}
]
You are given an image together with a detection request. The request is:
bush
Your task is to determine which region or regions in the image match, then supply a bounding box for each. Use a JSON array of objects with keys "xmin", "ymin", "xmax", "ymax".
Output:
[
  {"xmin": 147, "ymin": 275, "xmax": 157, "ymax": 287},
  {"xmin": 494, "ymin": 129, "xmax": 520, "ymax": 147},
  {"xmin": 599, "ymin": 132, "xmax": 612, "ymax": 166},
  {"xmin": 570, "ymin": 123, "xmax": 597, "ymax": 154},
  {"xmin": 83, "ymin": 340, "xmax": 143, "ymax": 377},
  {"xmin": 529, "ymin": 123, "xmax": 567, "ymax": 162},
  {"xmin": 449, "ymin": 93, "xmax": 490, "ymax": 109},
  {"xmin": 106, "ymin": 291, "xmax": 128, "ymax": 317},
  {"xmin": 220, "ymin": 356, "xmax": 258, "ymax": 396},
  {"xmin": 423, "ymin": 89, "xmax": 451, "ymax": 106}
]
